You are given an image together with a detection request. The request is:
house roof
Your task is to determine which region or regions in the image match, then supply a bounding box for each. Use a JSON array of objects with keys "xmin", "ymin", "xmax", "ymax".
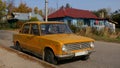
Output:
[
  {"xmin": 13, "ymin": 12, "xmax": 43, "ymax": 21},
  {"xmin": 13, "ymin": 13, "xmax": 30, "ymax": 20},
  {"xmin": 48, "ymin": 8, "xmax": 98, "ymax": 19}
]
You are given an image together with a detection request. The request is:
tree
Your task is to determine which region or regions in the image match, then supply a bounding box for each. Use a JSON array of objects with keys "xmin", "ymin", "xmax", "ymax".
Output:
[
  {"xmin": 13, "ymin": 2, "xmax": 32, "ymax": 13},
  {"xmin": 60, "ymin": 5, "xmax": 64, "ymax": 9},
  {"xmin": 6, "ymin": 0, "xmax": 15, "ymax": 14},
  {"xmin": 66, "ymin": 3, "xmax": 71, "ymax": 8},
  {"xmin": 0, "ymin": 0, "xmax": 6, "ymax": 20},
  {"xmin": 38, "ymin": 10, "xmax": 43, "ymax": 17},
  {"xmin": 29, "ymin": 17, "xmax": 39, "ymax": 21},
  {"xmin": 34, "ymin": 7, "xmax": 43, "ymax": 17},
  {"xmin": 34, "ymin": 7, "xmax": 39, "ymax": 14},
  {"xmin": 92, "ymin": 8, "xmax": 110, "ymax": 19},
  {"xmin": 48, "ymin": 7, "xmax": 56, "ymax": 15},
  {"xmin": 111, "ymin": 9, "xmax": 120, "ymax": 28}
]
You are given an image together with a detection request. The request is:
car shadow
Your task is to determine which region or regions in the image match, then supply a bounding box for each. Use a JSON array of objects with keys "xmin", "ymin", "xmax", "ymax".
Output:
[
  {"xmin": 57, "ymin": 57, "xmax": 84, "ymax": 65},
  {"xmin": 10, "ymin": 46, "xmax": 42, "ymax": 59},
  {"xmin": 10, "ymin": 46, "xmax": 86, "ymax": 65}
]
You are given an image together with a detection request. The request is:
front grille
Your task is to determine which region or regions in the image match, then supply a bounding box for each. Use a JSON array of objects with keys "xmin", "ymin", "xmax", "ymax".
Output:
[{"xmin": 65, "ymin": 42, "xmax": 90, "ymax": 51}]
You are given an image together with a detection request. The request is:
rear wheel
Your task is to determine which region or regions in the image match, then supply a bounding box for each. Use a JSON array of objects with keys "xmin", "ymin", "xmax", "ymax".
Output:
[
  {"xmin": 15, "ymin": 42, "xmax": 22, "ymax": 51},
  {"xmin": 81, "ymin": 55, "xmax": 90, "ymax": 60},
  {"xmin": 44, "ymin": 49, "xmax": 57, "ymax": 64}
]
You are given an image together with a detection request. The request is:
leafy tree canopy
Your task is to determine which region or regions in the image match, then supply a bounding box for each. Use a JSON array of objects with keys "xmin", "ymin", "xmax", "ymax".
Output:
[
  {"xmin": 92, "ymin": 8, "xmax": 110, "ymax": 19},
  {"xmin": 29, "ymin": 17, "xmax": 39, "ymax": 21},
  {"xmin": 13, "ymin": 2, "xmax": 32, "ymax": 13},
  {"xmin": 111, "ymin": 9, "xmax": 120, "ymax": 28},
  {"xmin": 0, "ymin": 0, "xmax": 6, "ymax": 19}
]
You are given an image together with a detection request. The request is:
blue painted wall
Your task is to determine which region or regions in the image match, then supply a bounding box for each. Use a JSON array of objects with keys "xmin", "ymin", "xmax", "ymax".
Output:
[{"xmin": 48, "ymin": 17, "xmax": 108, "ymax": 28}]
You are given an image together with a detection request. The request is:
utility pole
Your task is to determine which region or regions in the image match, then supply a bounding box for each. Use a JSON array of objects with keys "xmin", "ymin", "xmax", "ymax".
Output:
[{"xmin": 45, "ymin": 0, "xmax": 48, "ymax": 22}]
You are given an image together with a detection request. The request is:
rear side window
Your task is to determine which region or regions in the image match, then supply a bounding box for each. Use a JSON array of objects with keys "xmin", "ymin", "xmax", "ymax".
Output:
[
  {"xmin": 22, "ymin": 24, "xmax": 30, "ymax": 34},
  {"xmin": 31, "ymin": 24, "xmax": 40, "ymax": 35}
]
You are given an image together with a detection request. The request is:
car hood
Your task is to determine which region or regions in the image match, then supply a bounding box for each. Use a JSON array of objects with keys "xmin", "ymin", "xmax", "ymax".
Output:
[{"xmin": 41, "ymin": 34, "xmax": 94, "ymax": 44}]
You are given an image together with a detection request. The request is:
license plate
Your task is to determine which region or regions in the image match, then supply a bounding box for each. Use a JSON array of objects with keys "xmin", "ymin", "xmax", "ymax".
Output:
[{"xmin": 75, "ymin": 51, "xmax": 88, "ymax": 56}]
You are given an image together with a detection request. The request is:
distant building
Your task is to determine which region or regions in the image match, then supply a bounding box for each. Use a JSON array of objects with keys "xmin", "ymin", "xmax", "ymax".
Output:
[
  {"xmin": 48, "ymin": 7, "xmax": 113, "ymax": 30},
  {"xmin": 12, "ymin": 12, "xmax": 43, "ymax": 21}
]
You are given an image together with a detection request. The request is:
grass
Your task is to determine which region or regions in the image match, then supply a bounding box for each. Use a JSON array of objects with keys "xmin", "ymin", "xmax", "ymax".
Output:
[
  {"xmin": 86, "ymin": 34, "xmax": 120, "ymax": 43},
  {"xmin": 0, "ymin": 27, "xmax": 17, "ymax": 30},
  {"xmin": 1, "ymin": 26, "xmax": 120, "ymax": 43},
  {"xmin": 75, "ymin": 27, "xmax": 120, "ymax": 43}
]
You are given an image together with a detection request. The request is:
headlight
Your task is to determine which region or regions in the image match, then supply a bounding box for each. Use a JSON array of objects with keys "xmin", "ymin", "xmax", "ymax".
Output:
[
  {"xmin": 62, "ymin": 45, "xmax": 67, "ymax": 52},
  {"xmin": 90, "ymin": 42, "xmax": 94, "ymax": 48}
]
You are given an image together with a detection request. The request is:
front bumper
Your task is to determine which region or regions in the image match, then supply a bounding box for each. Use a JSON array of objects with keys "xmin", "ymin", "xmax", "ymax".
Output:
[{"xmin": 56, "ymin": 50, "xmax": 95, "ymax": 60}]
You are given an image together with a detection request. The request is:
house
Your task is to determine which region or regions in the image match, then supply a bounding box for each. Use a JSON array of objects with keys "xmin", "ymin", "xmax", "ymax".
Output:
[
  {"xmin": 48, "ymin": 7, "xmax": 109, "ymax": 30},
  {"xmin": 13, "ymin": 13, "xmax": 30, "ymax": 20},
  {"xmin": 12, "ymin": 12, "xmax": 43, "ymax": 21}
]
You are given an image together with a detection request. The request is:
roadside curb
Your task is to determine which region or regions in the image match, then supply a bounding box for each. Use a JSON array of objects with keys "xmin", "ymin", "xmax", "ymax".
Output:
[{"xmin": 0, "ymin": 45, "xmax": 58, "ymax": 68}]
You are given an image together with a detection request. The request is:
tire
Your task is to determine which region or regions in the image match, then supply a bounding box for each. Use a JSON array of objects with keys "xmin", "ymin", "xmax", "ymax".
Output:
[
  {"xmin": 44, "ymin": 49, "xmax": 57, "ymax": 64},
  {"xmin": 16, "ymin": 42, "xmax": 22, "ymax": 51},
  {"xmin": 81, "ymin": 55, "xmax": 90, "ymax": 60}
]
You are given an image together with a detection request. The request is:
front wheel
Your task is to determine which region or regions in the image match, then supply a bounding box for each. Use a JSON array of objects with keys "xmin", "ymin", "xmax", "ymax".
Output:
[
  {"xmin": 81, "ymin": 55, "xmax": 90, "ymax": 60},
  {"xmin": 44, "ymin": 49, "xmax": 57, "ymax": 64}
]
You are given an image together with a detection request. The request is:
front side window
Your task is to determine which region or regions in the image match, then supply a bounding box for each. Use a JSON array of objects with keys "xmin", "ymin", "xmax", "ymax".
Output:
[
  {"xmin": 40, "ymin": 23, "xmax": 72, "ymax": 35},
  {"xmin": 22, "ymin": 24, "xmax": 30, "ymax": 34}
]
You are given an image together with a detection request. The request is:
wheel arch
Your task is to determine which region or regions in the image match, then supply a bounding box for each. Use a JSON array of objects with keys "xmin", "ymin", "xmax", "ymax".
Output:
[{"xmin": 44, "ymin": 47, "xmax": 55, "ymax": 55}]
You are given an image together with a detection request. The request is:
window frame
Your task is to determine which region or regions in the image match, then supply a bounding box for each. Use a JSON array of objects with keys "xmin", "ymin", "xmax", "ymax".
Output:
[
  {"xmin": 30, "ymin": 24, "xmax": 40, "ymax": 36},
  {"xmin": 22, "ymin": 24, "xmax": 31, "ymax": 34}
]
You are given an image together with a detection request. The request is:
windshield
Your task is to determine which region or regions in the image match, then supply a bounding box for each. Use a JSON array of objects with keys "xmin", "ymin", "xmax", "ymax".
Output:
[{"xmin": 40, "ymin": 23, "xmax": 72, "ymax": 35}]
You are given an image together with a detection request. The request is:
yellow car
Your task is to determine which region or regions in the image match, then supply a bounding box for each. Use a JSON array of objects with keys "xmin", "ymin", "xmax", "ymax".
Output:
[{"xmin": 13, "ymin": 21, "xmax": 95, "ymax": 64}]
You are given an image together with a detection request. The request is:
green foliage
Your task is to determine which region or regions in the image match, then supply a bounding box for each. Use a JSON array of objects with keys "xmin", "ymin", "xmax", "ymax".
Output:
[
  {"xmin": 0, "ymin": 0, "xmax": 6, "ymax": 19},
  {"xmin": 34, "ymin": 7, "xmax": 43, "ymax": 17},
  {"xmin": 29, "ymin": 17, "xmax": 39, "ymax": 21},
  {"xmin": 69, "ymin": 25, "xmax": 76, "ymax": 33},
  {"xmin": 34, "ymin": 7, "xmax": 39, "ymax": 14},
  {"xmin": 15, "ymin": 21, "xmax": 24, "ymax": 28},
  {"xmin": 13, "ymin": 2, "xmax": 32, "ymax": 13},
  {"xmin": 111, "ymin": 13, "xmax": 120, "ymax": 28},
  {"xmin": 92, "ymin": 8, "xmax": 110, "ymax": 18}
]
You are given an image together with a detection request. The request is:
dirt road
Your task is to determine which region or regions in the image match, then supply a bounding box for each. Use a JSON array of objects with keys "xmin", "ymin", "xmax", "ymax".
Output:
[{"xmin": 0, "ymin": 30, "xmax": 120, "ymax": 68}]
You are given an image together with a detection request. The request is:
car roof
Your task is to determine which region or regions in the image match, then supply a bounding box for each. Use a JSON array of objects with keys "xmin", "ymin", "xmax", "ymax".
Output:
[{"xmin": 25, "ymin": 21, "xmax": 64, "ymax": 24}]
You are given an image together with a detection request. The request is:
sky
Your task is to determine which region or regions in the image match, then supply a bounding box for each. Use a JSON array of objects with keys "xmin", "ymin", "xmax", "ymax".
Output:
[{"xmin": 6, "ymin": 0, "xmax": 120, "ymax": 12}]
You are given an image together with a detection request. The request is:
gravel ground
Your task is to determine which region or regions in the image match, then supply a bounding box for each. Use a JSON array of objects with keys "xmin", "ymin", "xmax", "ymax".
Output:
[{"xmin": 0, "ymin": 46, "xmax": 45, "ymax": 68}]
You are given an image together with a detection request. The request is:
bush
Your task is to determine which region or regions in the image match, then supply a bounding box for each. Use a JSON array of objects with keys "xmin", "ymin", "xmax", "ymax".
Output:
[
  {"xmin": 69, "ymin": 25, "xmax": 77, "ymax": 33},
  {"xmin": 29, "ymin": 17, "xmax": 39, "ymax": 21},
  {"xmin": 16, "ymin": 21, "xmax": 24, "ymax": 28},
  {"xmin": 0, "ymin": 20, "xmax": 9, "ymax": 29}
]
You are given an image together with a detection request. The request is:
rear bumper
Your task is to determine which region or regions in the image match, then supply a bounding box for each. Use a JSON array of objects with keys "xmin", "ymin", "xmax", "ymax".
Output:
[{"xmin": 56, "ymin": 50, "xmax": 95, "ymax": 60}]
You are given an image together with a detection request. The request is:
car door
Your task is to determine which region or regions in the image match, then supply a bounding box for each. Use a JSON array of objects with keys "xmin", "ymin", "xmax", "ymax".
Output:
[
  {"xmin": 26, "ymin": 24, "xmax": 42, "ymax": 54},
  {"xmin": 19, "ymin": 24, "xmax": 31, "ymax": 49}
]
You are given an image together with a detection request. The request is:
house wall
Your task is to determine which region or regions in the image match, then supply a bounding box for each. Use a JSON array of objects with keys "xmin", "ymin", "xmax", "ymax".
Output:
[
  {"xmin": 48, "ymin": 17, "xmax": 108, "ymax": 30},
  {"xmin": 62, "ymin": 17, "xmax": 97, "ymax": 28}
]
